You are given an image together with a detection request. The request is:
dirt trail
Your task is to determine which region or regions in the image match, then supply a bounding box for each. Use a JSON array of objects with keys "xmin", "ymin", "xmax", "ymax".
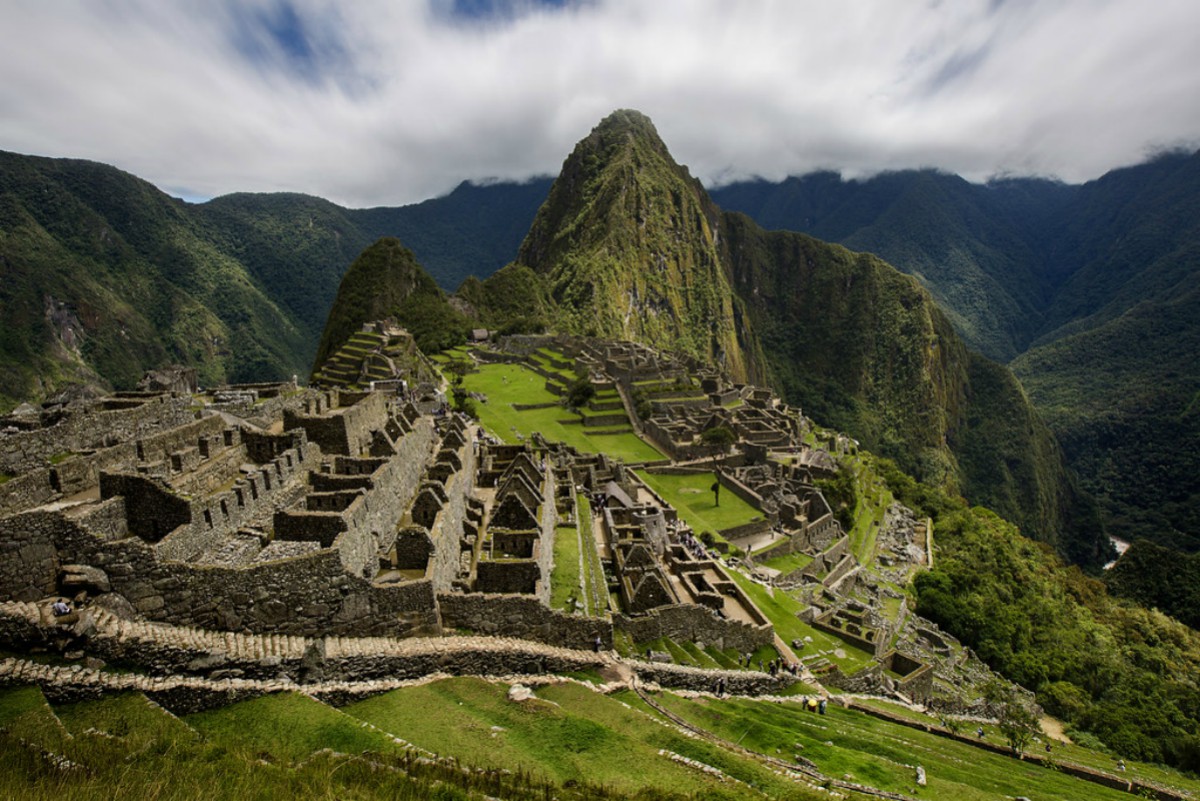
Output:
[{"xmin": 1040, "ymin": 715, "xmax": 1073, "ymax": 744}]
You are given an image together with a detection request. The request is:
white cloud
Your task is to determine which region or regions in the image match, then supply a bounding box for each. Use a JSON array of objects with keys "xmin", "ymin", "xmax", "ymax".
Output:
[{"xmin": 0, "ymin": 0, "xmax": 1197, "ymax": 206}]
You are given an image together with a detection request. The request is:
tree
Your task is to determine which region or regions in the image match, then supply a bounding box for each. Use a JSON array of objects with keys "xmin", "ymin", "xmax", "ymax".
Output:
[
  {"xmin": 565, "ymin": 377, "xmax": 596, "ymax": 409},
  {"xmin": 444, "ymin": 357, "xmax": 473, "ymax": 387},
  {"xmin": 701, "ymin": 425, "xmax": 736, "ymax": 459},
  {"xmin": 988, "ymin": 681, "xmax": 1040, "ymax": 756}
]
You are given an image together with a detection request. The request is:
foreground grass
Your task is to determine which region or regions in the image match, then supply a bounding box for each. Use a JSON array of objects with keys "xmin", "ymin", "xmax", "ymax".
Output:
[
  {"xmin": 184, "ymin": 691, "xmax": 404, "ymax": 763},
  {"xmin": 343, "ymin": 677, "xmax": 816, "ymax": 800},
  {"xmin": 1, "ymin": 680, "xmax": 1185, "ymax": 801}
]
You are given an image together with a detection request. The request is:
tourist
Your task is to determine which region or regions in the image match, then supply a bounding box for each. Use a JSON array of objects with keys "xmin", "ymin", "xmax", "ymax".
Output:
[
  {"xmin": 51, "ymin": 599, "xmax": 71, "ymax": 616},
  {"xmin": 819, "ymin": 698, "xmax": 827, "ymax": 715}
]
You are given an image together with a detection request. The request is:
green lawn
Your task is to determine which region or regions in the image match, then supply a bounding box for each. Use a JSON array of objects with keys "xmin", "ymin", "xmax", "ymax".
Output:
[
  {"xmin": 636, "ymin": 470, "xmax": 762, "ymax": 536},
  {"xmin": 550, "ymin": 523, "xmax": 583, "ymax": 613},
  {"xmin": 577, "ymin": 494, "xmax": 608, "ymax": 615},
  {"xmin": 651, "ymin": 694, "xmax": 1137, "ymax": 801},
  {"xmin": 463, "ymin": 363, "xmax": 663, "ymax": 462},
  {"xmin": 760, "ymin": 550, "xmax": 814, "ymax": 575}
]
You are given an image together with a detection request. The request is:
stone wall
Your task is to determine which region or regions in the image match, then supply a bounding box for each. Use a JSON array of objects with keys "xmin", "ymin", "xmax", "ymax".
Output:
[
  {"xmin": 0, "ymin": 500, "xmax": 441, "ymax": 637},
  {"xmin": 0, "ymin": 395, "xmax": 194, "ymax": 476},
  {"xmin": 629, "ymin": 660, "xmax": 787, "ymax": 695},
  {"xmin": 150, "ymin": 439, "xmax": 319, "ymax": 563},
  {"xmin": 0, "ymin": 469, "xmax": 58, "ymax": 517},
  {"xmin": 284, "ymin": 392, "xmax": 387, "ymax": 456},
  {"xmin": 615, "ymin": 603, "xmax": 773, "ymax": 653},
  {"xmin": 425, "ymin": 430, "xmax": 476, "ymax": 591},
  {"xmin": 438, "ymin": 592, "xmax": 611, "ymax": 651},
  {"xmin": 0, "ymin": 510, "xmax": 64, "ymax": 601}
]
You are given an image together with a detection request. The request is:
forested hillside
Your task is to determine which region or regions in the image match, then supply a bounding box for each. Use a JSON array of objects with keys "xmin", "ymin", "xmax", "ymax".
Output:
[
  {"xmin": 713, "ymin": 152, "xmax": 1200, "ymax": 555},
  {"xmin": 0, "ymin": 152, "xmax": 543, "ymax": 409}
]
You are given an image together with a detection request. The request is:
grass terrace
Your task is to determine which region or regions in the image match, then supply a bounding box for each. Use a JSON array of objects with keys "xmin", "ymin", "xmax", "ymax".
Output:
[
  {"xmin": 726, "ymin": 571, "xmax": 875, "ymax": 673},
  {"xmin": 343, "ymin": 677, "xmax": 816, "ymax": 800},
  {"xmin": 635, "ymin": 470, "xmax": 762, "ymax": 537},
  {"xmin": 760, "ymin": 550, "xmax": 814, "ymax": 575},
  {"xmin": 650, "ymin": 694, "xmax": 1138, "ymax": 801},
  {"xmin": 463, "ymin": 363, "xmax": 663, "ymax": 462},
  {"xmin": 185, "ymin": 692, "xmax": 404, "ymax": 762}
]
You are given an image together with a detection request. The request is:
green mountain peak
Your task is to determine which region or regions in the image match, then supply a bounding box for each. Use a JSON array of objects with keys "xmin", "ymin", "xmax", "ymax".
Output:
[{"xmin": 515, "ymin": 111, "xmax": 764, "ymax": 382}]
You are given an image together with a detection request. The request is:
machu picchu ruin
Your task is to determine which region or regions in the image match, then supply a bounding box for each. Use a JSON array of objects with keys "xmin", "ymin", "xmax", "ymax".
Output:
[
  {"xmin": 8, "ymin": 319, "xmax": 1198, "ymax": 801},
  {"xmin": 0, "ymin": 328, "xmax": 1032, "ymax": 712}
]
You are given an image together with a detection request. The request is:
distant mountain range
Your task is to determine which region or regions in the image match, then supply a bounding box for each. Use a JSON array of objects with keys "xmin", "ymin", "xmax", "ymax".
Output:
[
  {"xmin": 709, "ymin": 154, "xmax": 1200, "ymax": 554},
  {"xmin": 0, "ymin": 151, "xmax": 547, "ymax": 403}
]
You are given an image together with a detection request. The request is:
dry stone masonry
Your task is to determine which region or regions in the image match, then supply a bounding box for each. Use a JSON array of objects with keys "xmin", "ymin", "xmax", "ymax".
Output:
[{"xmin": 0, "ymin": 328, "xmax": 1017, "ymax": 721}]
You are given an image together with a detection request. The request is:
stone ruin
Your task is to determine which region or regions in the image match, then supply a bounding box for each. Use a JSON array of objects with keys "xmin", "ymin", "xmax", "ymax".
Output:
[{"xmin": 0, "ymin": 329, "xmax": 1019, "ymax": 715}]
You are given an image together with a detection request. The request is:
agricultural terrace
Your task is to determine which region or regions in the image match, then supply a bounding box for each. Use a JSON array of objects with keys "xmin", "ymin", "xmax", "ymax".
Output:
[
  {"xmin": 459, "ymin": 362, "xmax": 663, "ymax": 463},
  {"xmin": 344, "ymin": 677, "xmax": 815, "ymax": 800},
  {"xmin": 549, "ymin": 494, "xmax": 608, "ymax": 617},
  {"xmin": 649, "ymin": 693, "xmax": 1141, "ymax": 801},
  {"xmin": 726, "ymin": 570, "xmax": 876, "ymax": 674}
]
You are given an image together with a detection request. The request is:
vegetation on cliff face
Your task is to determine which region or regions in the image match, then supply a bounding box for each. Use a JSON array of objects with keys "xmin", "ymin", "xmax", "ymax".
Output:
[
  {"xmin": 863, "ymin": 458, "xmax": 1200, "ymax": 770},
  {"xmin": 311, "ymin": 237, "xmax": 467, "ymax": 376},
  {"xmin": 713, "ymin": 152, "xmax": 1200, "ymax": 558},
  {"xmin": 1012, "ymin": 152, "xmax": 1200, "ymax": 553},
  {"xmin": 511, "ymin": 110, "xmax": 764, "ymax": 383},
  {"xmin": 718, "ymin": 212, "xmax": 1105, "ymax": 561},
  {"xmin": 1106, "ymin": 539, "xmax": 1200, "ymax": 630},
  {"xmin": 0, "ymin": 152, "xmax": 309, "ymax": 404}
]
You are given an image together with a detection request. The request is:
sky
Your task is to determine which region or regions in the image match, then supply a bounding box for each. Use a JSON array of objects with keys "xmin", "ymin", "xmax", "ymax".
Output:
[{"xmin": 2, "ymin": 0, "xmax": 1199, "ymax": 207}]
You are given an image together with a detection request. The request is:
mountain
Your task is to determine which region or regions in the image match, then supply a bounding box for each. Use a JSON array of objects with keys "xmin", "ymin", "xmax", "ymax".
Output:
[
  {"xmin": 0, "ymin": 151, "xmax": 311, "ymax": 401},
  {"xmin": 712, "ymin": 152, "xmax": 1200, "ymax": 553},
  {"xmin": 511, "ymin": 110, "xmax": 764, "ymax": 383},
  {"xmin": 0, "ymin": 151, "xmax": 546, "ymax": 409},
  {"xmin": 716, "ymin": 213, "xmax": 1102, "ymax": 563},
  {"xmin": 311, "ymin": 237, "xmax": 467, "ymax": 375},
  {"xmin": 476, "ymin": 110, "xmax": 1102, "ymax": 563},
  {"xmin": 354, "ymin": 178, "xmax": 554, "ymax": 293},
  {"xmin": 0, "ymin": 121, "xmax": 1115, "ymax": 564},
  {"xmin": 711, "ymin": 171, "xmax": 1076, "ymax": 362}
]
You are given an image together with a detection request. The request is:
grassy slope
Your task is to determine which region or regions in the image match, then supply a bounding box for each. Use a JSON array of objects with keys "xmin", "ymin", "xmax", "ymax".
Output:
[{"xmin": 653, "ymin": 693, "xmax": 1136, "ymax": 801}]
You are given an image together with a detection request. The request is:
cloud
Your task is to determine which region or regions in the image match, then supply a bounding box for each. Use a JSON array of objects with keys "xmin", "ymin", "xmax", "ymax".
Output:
[{"xmin": 0, "ymin": 0, "xmax": 1197, "ymax": 206}]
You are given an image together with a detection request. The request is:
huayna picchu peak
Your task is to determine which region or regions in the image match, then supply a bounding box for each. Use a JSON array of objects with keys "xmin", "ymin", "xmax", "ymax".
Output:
[
  {"xmin": 510, "ymin": 110, "xmax": 766, "ymax": 385},
  {"xmin": 469, "ymin": 110, "xmax": 1105, "ymax": 565}
]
